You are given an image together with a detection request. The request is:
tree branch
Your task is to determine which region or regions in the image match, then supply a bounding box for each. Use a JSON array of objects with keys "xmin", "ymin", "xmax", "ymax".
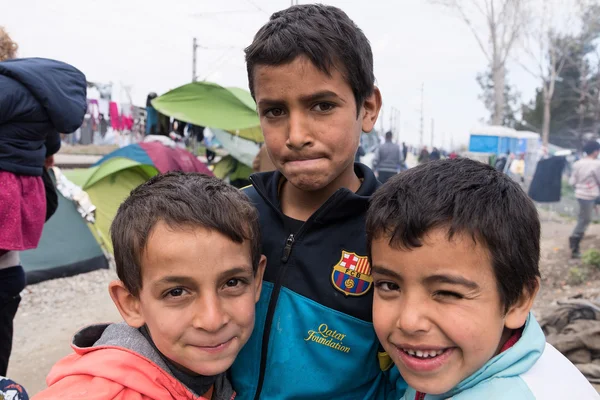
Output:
[{"xmin": 454, "ymin": 2, "xmax": 493, "ymax": 61}]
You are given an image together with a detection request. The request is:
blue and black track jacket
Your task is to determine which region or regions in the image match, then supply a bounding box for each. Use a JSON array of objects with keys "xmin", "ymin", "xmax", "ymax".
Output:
[{"xmin": 231, "ymin": 163, "xmax": 406, "ymax": 400}]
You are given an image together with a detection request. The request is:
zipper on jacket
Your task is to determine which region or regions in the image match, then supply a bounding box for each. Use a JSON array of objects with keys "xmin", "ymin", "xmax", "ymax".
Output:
[
  {"xmin": 248, "ymin": 176, "xmax": 348, "ymax": 399},
  {"xmin": 253, "ymin": 233, "xmax": 295, "ymax": 400},
  {"xmin": 281, "ymin": 234, "xmax": 295, "ymax": 262}
]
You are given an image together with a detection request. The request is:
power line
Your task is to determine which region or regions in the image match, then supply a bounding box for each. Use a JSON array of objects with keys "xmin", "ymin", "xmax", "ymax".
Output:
[
  {"xmin": 245, "ymin": 0, "xmax": 269, "ymax": 15},
  {"xmin": 190, "ymin": 9, "xmax": 257, "ymax": 17},
  {"xmin": 419, "ymin": 83, "xmax": 424, "ymax": 148}
]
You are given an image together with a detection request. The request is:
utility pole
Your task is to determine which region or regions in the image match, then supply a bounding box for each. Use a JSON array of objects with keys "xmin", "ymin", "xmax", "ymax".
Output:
[
  {"xmin": 395, "ymin": 109, "xmax": 401, "ymax": 143},
  {"xmin": 192, "ymin": 37, "xmax": 199, "ymax": 82},
  {"xmin": 419, "ymin": 83, "xmax": 424, "ymax": 148},
  {"xmin": 430, "ymin": 118, "xmax": 435, "ymax": 148}
]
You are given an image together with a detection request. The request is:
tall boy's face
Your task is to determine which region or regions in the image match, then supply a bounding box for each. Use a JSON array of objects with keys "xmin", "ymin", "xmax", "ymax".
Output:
[
  {"xmin": 371, "ymin": 229, "xmax": 530, "ymax": 395},
  {"xmin": 253, "ymin": 56, "xmax": 379, "ymax": 192},
  {"xmin": 135, "ymin": 222, "xmax": 265, "ymax": 376}
]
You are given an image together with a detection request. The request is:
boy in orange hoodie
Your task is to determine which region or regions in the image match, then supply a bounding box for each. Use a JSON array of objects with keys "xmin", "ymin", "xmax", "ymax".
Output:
[{"xmin": 34, "ymin": 172, "xmax": 266, "ymax": 400}]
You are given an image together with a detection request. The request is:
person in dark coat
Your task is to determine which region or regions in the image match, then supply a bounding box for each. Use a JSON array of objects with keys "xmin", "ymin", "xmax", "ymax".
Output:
[
  {"xmin": 418, "ymin": 146, "xmax": 430, "ymax": 164},
  {"xmin": 0, "ymin": 54, "xmax": 87, "ymax": 376}
]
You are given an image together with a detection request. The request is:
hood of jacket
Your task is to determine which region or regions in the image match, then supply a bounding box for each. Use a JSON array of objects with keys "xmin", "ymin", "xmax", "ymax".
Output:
[
  {"xmin": 38, "ymin": 323, "xmax": 235, "ymax": 400},
  {"xmin": 0, "ymin": 58, "xmax": 87, "ymax": 175}
]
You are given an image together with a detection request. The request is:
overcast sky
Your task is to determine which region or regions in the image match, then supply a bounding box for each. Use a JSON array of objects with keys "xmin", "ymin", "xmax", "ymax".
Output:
[{"xmin": 2, "ymin": 0, "xmax": 543, "ymax": 147}]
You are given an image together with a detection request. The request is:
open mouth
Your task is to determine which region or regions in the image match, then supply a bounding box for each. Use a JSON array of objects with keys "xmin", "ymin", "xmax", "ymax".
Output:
[
  {"xmin": 395, "ymin": 346, "xmax": 455, "ymax": 373},
  {"xmin": 400, "ymin": 348, "xmax": 447, "ymax": 359}
]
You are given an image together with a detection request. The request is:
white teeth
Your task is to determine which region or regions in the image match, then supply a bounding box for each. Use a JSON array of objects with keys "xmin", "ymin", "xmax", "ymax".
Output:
[{"xmin": 403, "ymin": 348, "xmax": 446, "ymax": 358}]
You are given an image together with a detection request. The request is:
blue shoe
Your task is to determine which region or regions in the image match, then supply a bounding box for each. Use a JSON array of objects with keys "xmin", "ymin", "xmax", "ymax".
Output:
[{"xmin": 0, "ymin": 377, "xmax": 29, "ymax": 400}]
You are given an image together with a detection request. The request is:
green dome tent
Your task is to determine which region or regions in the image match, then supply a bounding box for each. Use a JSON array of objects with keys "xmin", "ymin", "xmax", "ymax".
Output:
[
  {"xmin": 64, "ymin": 158, "xmax": 159, "ymax": 254},
  {"xmin": 151, "ymin": 81, "xmax": 264, "ymax": 142}
]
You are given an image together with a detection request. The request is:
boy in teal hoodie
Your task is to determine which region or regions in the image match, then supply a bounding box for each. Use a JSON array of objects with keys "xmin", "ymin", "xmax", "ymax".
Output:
[{"xmin": 367, "ymin": 158, "xmax": 598, "ymax": 399}]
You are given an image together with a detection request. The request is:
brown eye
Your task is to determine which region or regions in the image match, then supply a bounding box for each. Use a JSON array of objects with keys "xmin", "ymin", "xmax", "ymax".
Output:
[
  {"xmin": 313, "ymin": 103, "xmax": 335, "ymax": 112},
  {"xmin": 374, "ymin": 281, "xmax": 400, "ymax": 291},
  {"xmin": 166, "ymin": 288, "xmax": 185, "ymax": 297},
  {"xmin": 226, "ymin": 278, "xmax": 240, "ymax": 287},
  {"xmin": 265, "ymin": 108, "xmax": 285, "ymax": 118}
]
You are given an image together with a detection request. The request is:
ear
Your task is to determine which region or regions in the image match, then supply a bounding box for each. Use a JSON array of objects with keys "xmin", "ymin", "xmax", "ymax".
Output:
[
  {"xmin": 361, "ymin": 86, "xmax": 383, "ymax": 133},
  {"xmin": 253, "ymin": 255, "xmax": 267, "ymax": 303},
  {"xmin": 109, "ymin": 280, "xmax": 145, "ymax": 328},
  {"xmin": 504, "ymin": 278, "xmax": 540, "ymax": 330}
]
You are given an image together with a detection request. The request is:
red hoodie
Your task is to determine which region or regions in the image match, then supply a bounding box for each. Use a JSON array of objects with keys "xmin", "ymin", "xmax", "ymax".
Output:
[{"xmin": 33, "ymin": 324, "xmax": 236, "ymax": 400}]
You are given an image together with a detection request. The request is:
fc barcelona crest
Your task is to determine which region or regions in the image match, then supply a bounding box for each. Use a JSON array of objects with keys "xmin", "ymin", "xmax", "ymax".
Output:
[{"xmin": 331, "ymin": 250, "xmax": 373, "ymax": 296}]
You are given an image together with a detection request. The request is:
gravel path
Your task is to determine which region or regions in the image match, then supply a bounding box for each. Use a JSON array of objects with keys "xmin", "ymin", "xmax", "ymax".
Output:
[{"xmin": 7, "ymin": 268, "xmax": 120, "ymax": 395}]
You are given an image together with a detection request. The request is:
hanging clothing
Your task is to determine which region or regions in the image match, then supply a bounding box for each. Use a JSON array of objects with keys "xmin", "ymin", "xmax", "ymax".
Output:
[
  {"xmin": 528, "ymin": 156, "xmax": 566, "ymax": 203},
  {"xmin": 109, "ymin": 102, "xmax": 120, "ymax": 130},
  {"xmin": 146, "ymin": 106, "xmax": 158, "ymax": 135}
]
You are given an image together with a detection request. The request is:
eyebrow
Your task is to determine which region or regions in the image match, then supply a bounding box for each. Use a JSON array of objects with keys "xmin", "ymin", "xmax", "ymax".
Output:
[
  {"xmin": 371, "ymin": 266, "xmax": 480, "ymax": 290},
  {"xmin": 219, "ymin": 266, "xmax": 254, "ymax": 279},
  {"xmin": 372, "ymin": 265, "xmax": 403, "ymax": 281},
  {"xmin": 257, "ymin": 90, "xmax": 345, "ymax": 108},
  {"xmin": 424, "ymin": 274, "xmax": 480, "ymax": 290},
  {"xmin": 153, "ymin": 266, "xmax": 254, "ymax": 287},
  {"xmin": 154, "ymin": 275, "xmax": 197, "ymax": 288}
]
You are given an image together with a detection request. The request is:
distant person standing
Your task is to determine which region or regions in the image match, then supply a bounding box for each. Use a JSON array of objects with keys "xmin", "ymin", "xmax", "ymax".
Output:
[
  {"xmin": 418, "ymin": 146, "xmax": 430, "ymax": 164},
  {"xmin": 402, "ymin": 141, "xmax": 408, "ymax": 162},
  {"xmin": 430, "ymin": 147, "xmax": 441, "ymax": 161},
  {"xmin": 569, "ymin": 141, "xmax": 600, "ymax": 258},
  {"xmin": 373, "ymin": 131, "xmax": 402, "ymax": 183}
]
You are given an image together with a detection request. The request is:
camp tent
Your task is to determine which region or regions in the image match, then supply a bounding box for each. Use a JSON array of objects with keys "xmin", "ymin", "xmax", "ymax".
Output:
[
  {"xmin": 21, "ymin": 142, "xmax": 212, "ymax": 284},
  {"xmin": 67, "ymin": 142, "xmax": 212, "ymax": 254},
  {"xmin": 20, "ymin": 171, "xmax": 109, "ymax": 284},
  {"xmin": 65, "ymin": 158, "xmax": 158, "ymax": 254},
  {"xmin": 151, "ymin": 81, "xmax": 263, "ymax": 142}
]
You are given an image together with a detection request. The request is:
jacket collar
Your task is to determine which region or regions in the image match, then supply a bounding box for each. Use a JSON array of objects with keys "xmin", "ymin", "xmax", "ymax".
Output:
[
  {"xmin": 405, "ymin": 313, "xmax": 545, "ymax": 399},
  {"xmin": 249, "ymin": 163, "xmax": 380, "ymax": 222}
]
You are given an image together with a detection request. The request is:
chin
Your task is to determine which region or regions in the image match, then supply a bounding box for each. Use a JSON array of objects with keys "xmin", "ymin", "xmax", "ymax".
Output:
[
  {"xmin": 407, "ymin": 377, "xmax": 454, "ymax": 396},
  {"xmin": 185, "ymin": 358, "xmax": 234, "ymax": 377},
  {"xmin": 286, "ymin": 175, "xmax": 331, "ymax": 192}
]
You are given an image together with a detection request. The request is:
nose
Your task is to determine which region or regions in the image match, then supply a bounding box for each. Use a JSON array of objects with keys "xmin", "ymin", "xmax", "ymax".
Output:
[
  {"xmin": 286, "ymin": 110, "xmax": 313, "ymax": 150},
  {"xmin": 192, "ymin": 292, "xmax": 230, "ymax": 333},
  {"xmin": 395, "ymin": 295, "xmax": 432, "ymax": 335}
]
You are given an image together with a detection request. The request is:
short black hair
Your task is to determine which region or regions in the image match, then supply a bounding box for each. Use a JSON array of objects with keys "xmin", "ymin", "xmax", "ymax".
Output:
[
  {"xmin": 366, "ymin": 158, "xmax": 540, "ymax": 312},
  {"xmin": 110, "ymin": 172, "xmax": 261, "ymax": 296},
  {"xmin": 583, "ymin": 140, "xmax": 600, "ymax": 155},
  {"xmin": 385, "ymin": 131, "xmax": 393, "ymax": 140},
  {"xmin": 245, "ymin": 4, "xmax": 374, "ymax": 114}
]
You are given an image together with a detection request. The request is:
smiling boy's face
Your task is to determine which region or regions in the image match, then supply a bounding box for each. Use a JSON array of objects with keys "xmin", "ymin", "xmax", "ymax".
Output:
[
  {"xmin": 114, "ymin": 221, "xmax": 265, "ymax": 377},
  {"xmin": 371, "ymin": 228, "xmax": 532, "ymax": 395}
]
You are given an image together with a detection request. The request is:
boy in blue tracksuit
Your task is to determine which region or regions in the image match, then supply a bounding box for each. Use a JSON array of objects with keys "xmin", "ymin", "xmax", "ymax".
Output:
[
  {"xmin": 230, "ymin": 4, "xmax": 405, "ymax": 400},
  {"xmin": 367, "ymin": 158, "xmax": 599, "ymax": 399}
]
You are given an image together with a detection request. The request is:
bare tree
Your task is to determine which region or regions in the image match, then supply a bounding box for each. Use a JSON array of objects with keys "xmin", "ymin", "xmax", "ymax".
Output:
[
  {"xmin": 434, "ymin": 0, "xmax": 526, "ymax": 125},
  {"xmin": 569, "ymin": 2, "xmax": 600, "ymax": 141},
  {"xmin": 518, "ymin": 0, "xmax": 573, "ymax": 146}
]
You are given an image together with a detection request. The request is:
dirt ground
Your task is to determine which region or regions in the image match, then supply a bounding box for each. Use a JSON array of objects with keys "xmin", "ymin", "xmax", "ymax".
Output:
[{"xmin": 7, "ymin": 209, "xmax": 600, "ymax": 396}]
